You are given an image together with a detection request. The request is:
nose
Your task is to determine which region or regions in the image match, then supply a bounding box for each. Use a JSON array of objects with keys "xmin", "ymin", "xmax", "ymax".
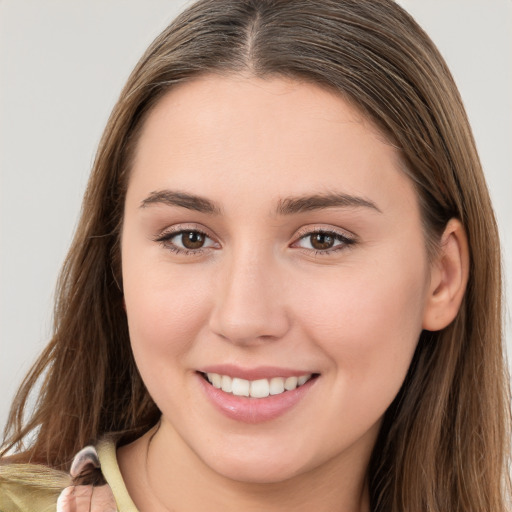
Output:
[{"xmin": 208, "ymin": 247, "xmax": 291, "ymax": 345}]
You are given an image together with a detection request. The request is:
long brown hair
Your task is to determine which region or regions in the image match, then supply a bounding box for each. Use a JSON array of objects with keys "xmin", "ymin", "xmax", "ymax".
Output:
[{"xmin": 2, "ymin": 1, "xmax": 510, "ymax": 510}]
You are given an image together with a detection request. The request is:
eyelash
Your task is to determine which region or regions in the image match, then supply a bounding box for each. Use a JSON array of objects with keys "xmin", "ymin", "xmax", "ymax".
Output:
[
  {"xmin": 292, "ymin": 229, "xmax": 356, "ymax": 256},
  {"xmin": 153, "ymin": 227, "xmax": 215, "ymax": 256},
  {"xmin": 153, "ymin": 226, "xmax": 356, "ymax": 256}
]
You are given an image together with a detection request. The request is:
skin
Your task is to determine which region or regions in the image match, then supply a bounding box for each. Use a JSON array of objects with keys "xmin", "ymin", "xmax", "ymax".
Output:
[{"xmin": 118, "ymin": 74, "xmax": 468, "ymax": 511}]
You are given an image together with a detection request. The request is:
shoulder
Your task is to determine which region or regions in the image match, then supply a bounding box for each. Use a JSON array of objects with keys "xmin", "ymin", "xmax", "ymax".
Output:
[
  {"xmin": 0, "ymin": 438, "xmax": 135, "ymax": 512},
  {"xmin": 0, "ymin": 461, "xmax": 69, "ymax": 512}
]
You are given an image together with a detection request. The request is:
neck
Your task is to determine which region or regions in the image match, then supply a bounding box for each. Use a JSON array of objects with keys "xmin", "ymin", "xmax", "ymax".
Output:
[{"xmin": 118, "ymin": 422, "xmax": 373, "ymax": 512}]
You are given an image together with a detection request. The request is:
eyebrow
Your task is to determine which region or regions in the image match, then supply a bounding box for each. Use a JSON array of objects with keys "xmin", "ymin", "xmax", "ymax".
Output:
[
  {"xmin": 139, "ymin": 189, "xmax": 381, "ymax": 215},
  {"xmin": 276, "ymin": 192, "xmax": 381, "ymax": 215},
  {"xmin": 140, "ymin": 190, "xmax": 221, "ymax": 214}
]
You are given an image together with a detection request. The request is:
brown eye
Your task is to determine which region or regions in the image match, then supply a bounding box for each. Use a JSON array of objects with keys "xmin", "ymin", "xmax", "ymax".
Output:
[
  {"xmin": 155, "ymin": 228, "xmax": 218, "ymax": 254},
  {"xmin": 293, "ymin": 229, "xmax": 355, "ymax": 254},
  {"xmin": 181, "ymin": 231, "xmax": 206, "ymax": 249},
  {"xmin": 310, "ymin": 233, "xmax": 335, "ymax": 250}
]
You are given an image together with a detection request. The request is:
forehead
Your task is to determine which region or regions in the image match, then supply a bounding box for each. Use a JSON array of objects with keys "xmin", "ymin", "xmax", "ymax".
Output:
[
  {"xmin": 128, "ymin": 74, "xmax": 417, "ymax": 216},
  {"xmin": 135, "ymin": 74, "xmax": 386, "ymax": 157}
]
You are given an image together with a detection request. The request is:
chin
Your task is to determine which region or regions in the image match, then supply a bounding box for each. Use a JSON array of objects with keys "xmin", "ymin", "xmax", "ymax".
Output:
[
  {"xmin": 210, "ymin": 458, "xmax": 304, "ymax": 485},
  {"xmin": 196, "ymin": 442, "xmax": 314, "ymax": 485}
]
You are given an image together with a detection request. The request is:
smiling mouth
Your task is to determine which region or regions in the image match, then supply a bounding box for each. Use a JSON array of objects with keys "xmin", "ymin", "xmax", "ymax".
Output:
[{"xmin": 200, "ymin": 372, "xmax": 319, "ymax": 398}]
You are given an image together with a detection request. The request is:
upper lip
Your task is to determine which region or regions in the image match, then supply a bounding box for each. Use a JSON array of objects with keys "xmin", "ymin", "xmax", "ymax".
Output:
[{"xmin": 197, "ymin": 364, "xmax": 318, "ymax": 381}]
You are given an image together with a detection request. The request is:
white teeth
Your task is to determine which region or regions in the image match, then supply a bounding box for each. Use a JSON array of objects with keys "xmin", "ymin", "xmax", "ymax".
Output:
[
  {"xmin": 250, "ymin": 379, "xmax": 270, "ymax": 398},
  {"xmin": 208, "ymin": 373, "xmax": 222, "ymax": 389},
  {"xmin": 297, "ymin": 375, "xmax": 310, "ymax": 386},
  {"xmin": 205, "ymin": 373, "xmax": 313, "ymax": 398},
  {"xmin": 284, "ymin": 376, "xmax": 298, "ymax": 391},
  {"xmin": 269, "ymin": 377, "xmax": 285, "ymax": 395},
  {"xmin": 221, "ymin": 375, "xmax": 232, "ymax": 393},
  {"xmin": 231, "ymin": 377, "xmax": 250, "ymax": 397}
]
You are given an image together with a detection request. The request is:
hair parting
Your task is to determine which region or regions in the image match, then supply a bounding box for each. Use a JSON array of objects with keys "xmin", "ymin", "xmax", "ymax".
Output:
[{"xmin": 2, "ymin": 1, "xmax": 510, "ymax": 510}]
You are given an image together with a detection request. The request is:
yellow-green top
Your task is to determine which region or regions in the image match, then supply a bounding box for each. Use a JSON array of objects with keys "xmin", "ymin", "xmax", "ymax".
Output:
[{"xmin": 0, "ymin": 438, "xmax": 138, "ymax": 512}]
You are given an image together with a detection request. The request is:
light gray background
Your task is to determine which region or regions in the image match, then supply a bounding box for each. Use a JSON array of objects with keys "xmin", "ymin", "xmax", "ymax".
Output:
[{"xmin": 1, "ymin": 1, "xmax": 511, "ymax": 430}]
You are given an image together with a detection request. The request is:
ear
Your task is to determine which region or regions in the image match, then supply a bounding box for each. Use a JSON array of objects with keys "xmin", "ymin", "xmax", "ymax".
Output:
[{"xmin": 422, "ymin": 218, "xmax": 469, "ymax": 331}]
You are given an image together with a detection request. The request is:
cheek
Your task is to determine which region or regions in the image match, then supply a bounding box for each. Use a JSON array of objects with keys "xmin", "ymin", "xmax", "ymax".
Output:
[
  {"xmin": 121, "ymin": 248, "xmax": 212, "ymax": 375},
  {"xmin": 122, "ymin": 258, "xmax": 217, "ymax": 417},
  {"xmin": 294, "ymin": 252, "xmax": 428, "ymax": 410}
]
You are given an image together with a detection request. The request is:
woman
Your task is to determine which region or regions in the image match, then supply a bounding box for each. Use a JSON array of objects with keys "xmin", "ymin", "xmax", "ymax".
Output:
[{"xmin": 1, "ymin": 0, "xmax": 510, "ymax": 510}]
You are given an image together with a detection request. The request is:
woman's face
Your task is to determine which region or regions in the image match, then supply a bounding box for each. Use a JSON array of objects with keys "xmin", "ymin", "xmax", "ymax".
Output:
[{"xmin": 121, "ymin": 75, "xmax": 434, "ymax": 483}]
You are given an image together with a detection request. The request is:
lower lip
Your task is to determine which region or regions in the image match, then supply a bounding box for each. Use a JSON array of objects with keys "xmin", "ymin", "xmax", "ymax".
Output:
[{"xmin": 197, "ymin": 373, "xmax": 317, "ymax": 424}]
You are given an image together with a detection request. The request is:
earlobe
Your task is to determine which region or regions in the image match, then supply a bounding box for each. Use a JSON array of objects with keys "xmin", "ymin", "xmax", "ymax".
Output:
[{"xmin": 422, "ymin": 218, "xmax": 469, "ymax": 331}]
